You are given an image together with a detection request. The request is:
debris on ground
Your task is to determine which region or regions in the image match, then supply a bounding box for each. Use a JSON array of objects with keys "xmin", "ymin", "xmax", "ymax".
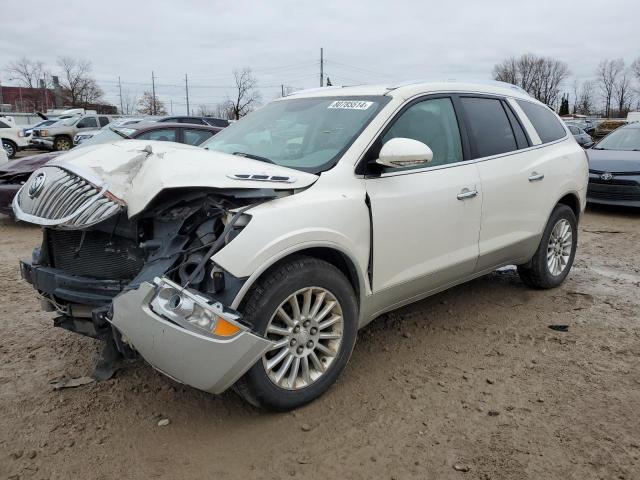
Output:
[
  {"xmin": 51, "ymin": 376, "xmax": 95, "ymax": 390},
  {"xmin": 548, "ymin": 325, "xmax": 569, "ymax": 332}
]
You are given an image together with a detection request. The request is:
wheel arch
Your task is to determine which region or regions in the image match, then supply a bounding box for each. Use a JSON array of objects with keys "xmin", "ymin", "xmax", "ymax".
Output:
[
  {"xmin": 231, "ymin": 243, "xmax": 367, "ymax": 316},
  {"xmin": 556, "ymin": 191, "xmax": 581, "ymax": 221}
]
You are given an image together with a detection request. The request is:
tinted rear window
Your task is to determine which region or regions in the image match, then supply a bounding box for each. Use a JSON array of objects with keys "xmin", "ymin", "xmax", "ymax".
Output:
[
  {"xmin": 460, "ymin": 97, "xmax": 518, "ymax": 158},
  {"xmin": 517, "ymin": 100, "xmax": 566, "ymax": 143}
]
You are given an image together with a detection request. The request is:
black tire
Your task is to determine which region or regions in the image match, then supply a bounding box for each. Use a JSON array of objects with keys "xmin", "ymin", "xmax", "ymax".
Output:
[
  {"xmin": 518, "ymin": 204, "xmax": 577, "ymax": 289},
  {"xmin": 53, "ymin": 136, "xmax": 72, "ymax": 151},
  {"xmin": 234, "ymin": 256, "xmax": 358, "ymax": 411},
  {"xmin": 2, "ymin": 140, "xmax": 16, "ymax": 158}
]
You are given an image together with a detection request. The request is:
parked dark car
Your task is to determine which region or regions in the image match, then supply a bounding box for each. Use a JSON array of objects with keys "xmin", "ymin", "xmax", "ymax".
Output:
[
  {"xmin": 0, "ymin": 122, "xmax": 222, "ymax": 216},
  {"xmin": 157, "ymin": 116, "xmax": 230, "ymax": 128},
  {"xmin": 567, "ymin": 123, "xmax": 594, "ymax": 148},
  {"xmin": 586, "ymin": 122, "xmax": 640, "ymax": 208}
]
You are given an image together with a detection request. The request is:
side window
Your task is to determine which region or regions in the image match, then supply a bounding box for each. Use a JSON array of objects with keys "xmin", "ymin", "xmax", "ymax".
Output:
[
  {"xmin": 380, "ymin": 97, "xmax": 463, "ymax": 168},
  {"xmin": 516, "ymin": 100, "xmax": 566, "ymax": 143},
  {"xmin": 135, "ymin": 128, "xmax": 177, "ymax": 142},
  {"xmin": 460, "ymin": 97, "xmax": 517, "ymax": 158},
  {"xmin": 77, "ymin": 117, "xmax": 98, "ymax": 129},
  {"xmin": 183, "ymin": 128, "xmax": 214, "ymax": 145},
  {"xmin": 99, "ymin": 116, "xmax": 110, "ymax": 127},
  {"xmin": 0, "ymin": 120, "xmax": 9, "ymax": 128}
]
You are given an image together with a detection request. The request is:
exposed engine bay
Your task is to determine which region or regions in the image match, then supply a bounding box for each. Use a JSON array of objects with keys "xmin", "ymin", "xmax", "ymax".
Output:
[{"xmin": 23, "ymin": 188, "xmax": 274, "ymax": 345}]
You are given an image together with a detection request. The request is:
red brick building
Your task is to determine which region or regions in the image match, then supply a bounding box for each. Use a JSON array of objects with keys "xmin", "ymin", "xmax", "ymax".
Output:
[{"xmin": 0, "ymin": 86, "xmax": 56, "ymax": 112}]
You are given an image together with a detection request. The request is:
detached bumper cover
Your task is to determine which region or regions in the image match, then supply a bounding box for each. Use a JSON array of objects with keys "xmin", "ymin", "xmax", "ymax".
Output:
[{"xmin": 110, "ymin": 282, "xmax": 273, "ymax": 394}]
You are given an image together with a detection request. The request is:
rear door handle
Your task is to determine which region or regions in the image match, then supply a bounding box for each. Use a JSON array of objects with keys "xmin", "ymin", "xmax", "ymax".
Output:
[
  {"xmin": 528, "ymin": 172, "xmax": 544, "ymax": 182},
  {"xmin": 457, "ymin": 188, "xmax": 478, "ymax": 200}
]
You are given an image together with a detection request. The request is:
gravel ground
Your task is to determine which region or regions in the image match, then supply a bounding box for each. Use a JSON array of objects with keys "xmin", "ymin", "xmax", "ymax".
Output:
[{"xmin": 0, "ymin": 206, "xmax": 639, "ymax": 480}]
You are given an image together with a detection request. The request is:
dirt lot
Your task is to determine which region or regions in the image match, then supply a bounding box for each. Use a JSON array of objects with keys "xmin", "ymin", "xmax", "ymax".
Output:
[{"xmin": 1, "ymin": 206, "xmax": 639, "ymax": 480}]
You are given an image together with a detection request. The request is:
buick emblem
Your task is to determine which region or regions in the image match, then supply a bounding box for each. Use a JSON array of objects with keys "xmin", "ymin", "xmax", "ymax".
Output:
[
  {"xmin": 600, "ymin": 172, "xmax": 613, "ymax": 181},
  {"xmin": 28, "ymin": 172, "xmax": 47, "ymax": 198}
]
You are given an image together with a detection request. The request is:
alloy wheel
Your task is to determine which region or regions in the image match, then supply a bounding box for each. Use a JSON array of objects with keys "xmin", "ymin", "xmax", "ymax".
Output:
[
  {"xmin": 262, "ymin": 287, "xmax": 344, "ymax": 390},
  {"xmin": 2, "ymin": 142, "xmax": 15, "ymax": 157},
  {"xmin": 547, "ymin": 218, "xmax": 573, "ymax": 276}
]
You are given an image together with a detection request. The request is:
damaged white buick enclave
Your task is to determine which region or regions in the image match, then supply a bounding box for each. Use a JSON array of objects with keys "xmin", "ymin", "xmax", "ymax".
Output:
[{"xmin": 14, "ymin": 81, "xmax": 588, "ymax": 410}]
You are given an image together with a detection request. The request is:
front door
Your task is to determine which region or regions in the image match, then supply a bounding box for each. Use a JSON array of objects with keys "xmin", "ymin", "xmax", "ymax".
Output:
[{"xmin": 363, "ymin": 96, "xmax": 482, "ymax": 310}]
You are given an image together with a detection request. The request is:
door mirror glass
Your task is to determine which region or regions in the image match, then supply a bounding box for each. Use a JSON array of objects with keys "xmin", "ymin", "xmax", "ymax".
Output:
[{"xmin": 376, "ymin": 137, "xmax": 433, "ymax": 169}]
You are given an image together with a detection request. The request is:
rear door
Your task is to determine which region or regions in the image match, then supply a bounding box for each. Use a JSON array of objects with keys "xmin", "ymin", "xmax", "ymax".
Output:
[
  {"xmin": 460, "ymin": 96, "xmax": 564, "ymax": 270},
  {"xmin": 363, "ymin": 96, "xmax": 482, "ymax": 306}
]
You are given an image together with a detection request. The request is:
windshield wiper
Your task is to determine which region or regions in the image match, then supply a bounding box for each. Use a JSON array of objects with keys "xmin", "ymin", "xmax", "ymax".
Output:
[
  {"xmin": 110, "ymin": 127, "xmax": 131, "ymax": 139},
  {"xmin": 232, "ymin": 151, "xmax": 276, "ymax": 164}
]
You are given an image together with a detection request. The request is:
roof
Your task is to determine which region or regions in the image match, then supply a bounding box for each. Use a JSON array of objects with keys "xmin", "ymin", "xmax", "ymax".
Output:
[
  {"xmin": 124, "ymin": 122, "xmax": 221, "ymax": 132},
  {"xmin": 284, "ymin": 80, "xmax": 533, "ymax": 102}
]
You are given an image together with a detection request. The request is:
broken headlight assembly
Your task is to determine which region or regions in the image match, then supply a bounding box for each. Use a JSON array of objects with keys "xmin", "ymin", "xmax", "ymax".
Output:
[{"xmin": 150, "ymin": 277, "xmax": 244, "ymax": 339}]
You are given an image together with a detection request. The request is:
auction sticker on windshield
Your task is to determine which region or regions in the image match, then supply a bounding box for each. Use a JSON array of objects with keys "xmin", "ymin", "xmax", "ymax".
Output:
[{"xmin": 328, "ymin": 100, "xmax": 373, "ymax": 110}]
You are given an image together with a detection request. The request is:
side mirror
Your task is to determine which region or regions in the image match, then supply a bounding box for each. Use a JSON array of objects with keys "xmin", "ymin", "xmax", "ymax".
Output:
[{"xmin": 376, "ymin": 137, "xmax": 433, "ymax": 169}]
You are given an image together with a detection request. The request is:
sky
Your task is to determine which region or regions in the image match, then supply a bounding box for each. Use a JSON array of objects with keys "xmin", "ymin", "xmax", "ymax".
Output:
[{"xmin": 1, "ymin": 0, "xmax": 639, "ymax": 114}]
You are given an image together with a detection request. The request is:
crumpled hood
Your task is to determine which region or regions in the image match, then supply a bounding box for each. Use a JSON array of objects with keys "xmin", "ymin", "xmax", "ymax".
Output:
[
  {"xmin": 48, "ymin": 140, "xmax": 319, "ymax": 216},
  {"xmin": 0, "ymin": 151, "xmax": 62, "ymax": 176},
  {"xmin": 587, "ymin": 148, "xmax": 640, "ymax": 173}
]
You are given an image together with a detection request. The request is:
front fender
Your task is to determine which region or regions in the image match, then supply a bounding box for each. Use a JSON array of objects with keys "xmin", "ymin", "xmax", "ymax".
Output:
[{"xmin": 211, "ymin": 178, "xmax": 371, "ymax": 310}]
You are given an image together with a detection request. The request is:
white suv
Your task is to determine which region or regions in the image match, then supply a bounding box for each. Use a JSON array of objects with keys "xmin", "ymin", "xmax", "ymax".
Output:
[{"xmin": 14, "ymin": 81, "xmax": 588, "ymax": 410}]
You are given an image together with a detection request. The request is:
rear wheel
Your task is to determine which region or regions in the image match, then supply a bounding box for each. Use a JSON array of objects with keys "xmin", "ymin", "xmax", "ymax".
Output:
[
  {"xmin": 518, "ymin": 204, "xmax": 577, "ymax": 289},
  {"xmin": 234, "ymin": 256, "xmax": 358, "ymax": 411},
  {"xmin": 54, "ymin": 136, "xmax": 72, "ymax": 151},
  {"xmin": 2, "ymin": 140, "xmax": 16, "ymax": 158}
]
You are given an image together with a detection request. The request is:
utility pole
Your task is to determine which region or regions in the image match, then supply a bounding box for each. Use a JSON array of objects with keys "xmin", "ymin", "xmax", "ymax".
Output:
[
  {"xmin": 320, "ymin": 47, "xmax": 324, "ymax": 87},
  {"xmin": 170, "ymin": 99, "xmax": 173, "ymax": 115},
  {"xmin": 185, "ymin": 74, "xmax": 190, "ymax": 115},
  {"xmin": 118, "ymin": 76, "xmax": 123, "ymax": 114},
  {"xmin": 151, "ymin": 71, "xmax": 156, "ymax": 115}
]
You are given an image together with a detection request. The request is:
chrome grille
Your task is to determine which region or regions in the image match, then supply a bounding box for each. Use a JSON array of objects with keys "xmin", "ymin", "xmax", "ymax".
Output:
[{"xmin": 12, "ymin": 166, "xmax": 123, "ymax": 229}]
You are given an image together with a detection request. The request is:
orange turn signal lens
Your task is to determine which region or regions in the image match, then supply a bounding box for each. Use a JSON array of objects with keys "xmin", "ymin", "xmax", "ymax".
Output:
[{"xmin": 213, "ymin": 317, "xmax": 241, "ymax": 337}]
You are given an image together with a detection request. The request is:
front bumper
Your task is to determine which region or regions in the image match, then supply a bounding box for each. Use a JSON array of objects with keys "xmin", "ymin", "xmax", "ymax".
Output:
[
  {"xmin": 110, "ymin": 281, "xmax": 273, "ymax": 394},
  {"xmin": 587, "ymin": 175, "xmax": 640, "ymax": 208},
  {"xmin": 0, "ymin": 183, "xmax": 21, "ymax": 216},
  {"xmin": 20, "ymin": 260, "xmax": 125, "ymax": 305},
  {"xmin": 29, "ymin": 137, "xmax": 54, "ymax": 149}
]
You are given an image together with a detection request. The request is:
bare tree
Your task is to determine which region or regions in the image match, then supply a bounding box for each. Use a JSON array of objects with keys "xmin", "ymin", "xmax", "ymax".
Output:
[
  {"xmin": 136, "ymin": 91, "xmax": 167, "ymax": 115},
  {"xmin": 493, "ymin": 53, "xmax": 570, "ymax": 107},
  {"xmin": 5, "ymin": 56, "xmax": 49, "ymax": 90},
  {"xmin": 596, "ymin": 58, "xmax": 624, "ymax": 117},
  {"xmin": 212, "ymin": 101, "xmax": 234, "ymax": 119},
  {"xmin": 575, "ymin": 80, "xmax": 596, "ymax": 115},
  {"xmin": 631, "ymin": 58, "xmax": 640, "ymax": 96},
  {"xmin": 613, "ymin": 71, "xmax": 634, "ymax": 117},
  {"xmin": 56, "ymin": 57, "xmax": 104, "ymax": 107},
  {"xmin": 197, "ymin": 104, "xmax": 215, "ymax": 116},
  {"xmin": 120, "ymin": 89, "xmax": 138, "ymax": 115},
  {"xmin": 225, "ymin": 68, "xmax": 261, "ymax": 120},
  {"xmin": 5, "ymin": 56, "xmax": 50, "ymax": 110}
]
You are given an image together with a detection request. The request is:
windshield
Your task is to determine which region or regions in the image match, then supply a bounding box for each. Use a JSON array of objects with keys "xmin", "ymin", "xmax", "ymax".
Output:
[
  {"xmin": 55, "ymin": 116, "xmax": 80, "ymax": 127},
  {"xmin": 200, "ymin": 96, "xmax": 388, "ymax": 172},
  {"xmin": 76, "ymin": 127, "xmax": 136, "ymax": 148},
  {"xmin": 594, "ymin": 126, "xmax": 640, "ymax": 151}
]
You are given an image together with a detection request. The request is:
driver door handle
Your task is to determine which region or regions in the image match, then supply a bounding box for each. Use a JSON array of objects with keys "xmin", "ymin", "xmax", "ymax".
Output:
[
  {"xmin": 457, "ymin": 188, "xmax": 478, "ymax": 200},
  {"xmin": 528, "ymin": 172, "xmax": 545, "ymax": 182}
]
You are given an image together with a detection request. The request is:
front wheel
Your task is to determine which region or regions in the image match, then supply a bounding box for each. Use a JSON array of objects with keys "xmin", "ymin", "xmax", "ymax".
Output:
[
  {"xmin": 53, "ymin": 136, "xmax": 72, "ymax": 151},
  {"xmin": 2, "ymin": 140, "xmax": 16, "ymax": 158},
  {"xmin": 234, "ymin": 256, "xmax": 358, "ymax": 411},
  {"xmin": 518, "ymin": 204, "xmax": 578, "ymax": 289}
]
